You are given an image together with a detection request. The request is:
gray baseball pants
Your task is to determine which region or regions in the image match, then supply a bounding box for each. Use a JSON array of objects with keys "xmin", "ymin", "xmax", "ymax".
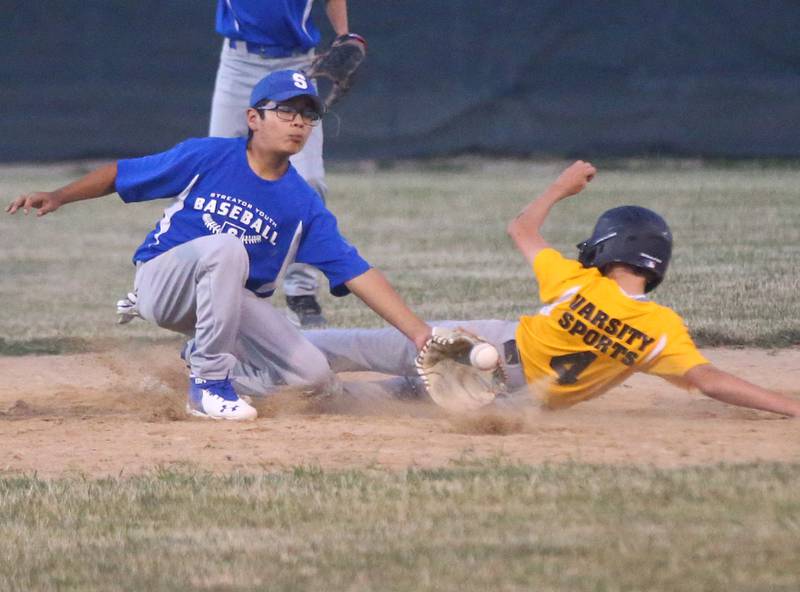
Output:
[
  {"xmin": 134, "ymin": 235, "xmax": 335, "ymax": 391},
  {"xmin": 303, "ymin": 320, "xmax": 528, "ymax": 392},
  {"xmin": 229, "ymin": 320, "xmax": 528, "ymax": 402},
  {"xmin": 209, "ymin": 39, "xmax": 324, "ymax": 297}
]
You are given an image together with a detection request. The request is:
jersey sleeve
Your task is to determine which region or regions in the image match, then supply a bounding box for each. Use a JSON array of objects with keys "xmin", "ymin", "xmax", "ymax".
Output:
[
  {"xmin": 533, "ymin": 248, "xmax": 597, "ymax": 303},
  {"xmin": 115, "ymin": 138, "xmax": 207, "ymax": 203},
  {"xmin": 296, "ymin": 199, "xmax": 371, "ymax": 296},
  {"xmin": 644, "ymin": 312, "xmax": 709, "ymax": 378}
]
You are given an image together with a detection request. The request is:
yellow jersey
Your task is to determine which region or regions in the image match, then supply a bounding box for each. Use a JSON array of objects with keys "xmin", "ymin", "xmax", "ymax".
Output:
[{"xmin": 516, "ymin": 248, "xmax": 708, "ymax": 408}]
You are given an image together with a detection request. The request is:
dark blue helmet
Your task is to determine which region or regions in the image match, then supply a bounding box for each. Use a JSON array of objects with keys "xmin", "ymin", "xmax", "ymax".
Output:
[{"xmin": 577, "ymin": 206, "xmax": 672, "ymax": 292}]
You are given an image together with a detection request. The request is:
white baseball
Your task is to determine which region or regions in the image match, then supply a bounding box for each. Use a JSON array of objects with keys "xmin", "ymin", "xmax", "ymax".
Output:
[{"xmin": 469, "ymin": 343, "xmax": 500, "ymax": 370}]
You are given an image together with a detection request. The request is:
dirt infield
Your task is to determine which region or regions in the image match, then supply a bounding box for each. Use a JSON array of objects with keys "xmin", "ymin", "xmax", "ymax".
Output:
[{"xmin": 1, "ymin": 344, "xmax": 798, "ymax": 477}]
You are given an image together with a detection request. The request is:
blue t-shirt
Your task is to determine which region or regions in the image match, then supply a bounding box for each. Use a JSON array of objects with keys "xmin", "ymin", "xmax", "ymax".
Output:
[
  {"xmin": 116, "ymin": 137, "xmax": 369, "ymax": 297},
  {"xmin": 216, "ymin": 0, "xmax": 321, "ymax": 51}
]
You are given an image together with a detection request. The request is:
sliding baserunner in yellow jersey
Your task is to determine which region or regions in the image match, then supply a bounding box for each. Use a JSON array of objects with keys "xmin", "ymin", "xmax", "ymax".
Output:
[{"xmin": 305, "ymin": 161, "xmax": 800, "ymax": 417}]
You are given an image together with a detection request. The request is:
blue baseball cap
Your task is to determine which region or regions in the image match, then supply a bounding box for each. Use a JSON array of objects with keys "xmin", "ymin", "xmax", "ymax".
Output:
[{"xmin": 249, "ymin": 69, "xmax": 323, "ymax": 112}]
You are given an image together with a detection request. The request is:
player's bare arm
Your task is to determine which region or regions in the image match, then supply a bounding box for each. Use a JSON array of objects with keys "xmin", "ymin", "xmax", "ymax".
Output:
[
  {"xmin": 345, "ymin": 268, "xmax": 432, "ymax": 350},
  {"xmin": 685, "ymin": 364, "xmax": 800, "ymax": 417},
  {"xmin": 507, "ymin": 160, "xmax": 596, "ymax": 264},
  {"xmin": 6, "ymin": 163, "xmax": 118, "ymax": 217},
  {"xmin": 325, "ymin": 0, "xmax": 349, "ymax": 36}
]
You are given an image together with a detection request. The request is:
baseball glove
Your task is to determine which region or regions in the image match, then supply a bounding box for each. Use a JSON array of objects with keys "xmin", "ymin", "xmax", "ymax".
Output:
[
  {"xmin": 307, "ymin": 33, "xmax": 367, "ymax": 108},
  {"xmin": 415, "ymin": 327, "xmax": 507, "ymax": 413}
]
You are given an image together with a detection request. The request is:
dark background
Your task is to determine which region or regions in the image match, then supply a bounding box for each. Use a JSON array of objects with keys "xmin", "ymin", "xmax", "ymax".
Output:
[{"xmin": 3, "ymin": 1, "xmax": 800, "ymax": 161}]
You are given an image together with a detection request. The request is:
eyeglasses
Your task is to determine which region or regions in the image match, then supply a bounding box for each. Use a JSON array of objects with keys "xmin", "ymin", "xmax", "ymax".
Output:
[{"xmin": 257, "ymin": 101, "xmax": 322, "ymax": 126}]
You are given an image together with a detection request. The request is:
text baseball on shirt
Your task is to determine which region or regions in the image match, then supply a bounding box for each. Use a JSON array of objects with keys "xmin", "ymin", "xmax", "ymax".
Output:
[{"xmin": 192, "ymin": 192, "xmax": 279, "ymax": 245}]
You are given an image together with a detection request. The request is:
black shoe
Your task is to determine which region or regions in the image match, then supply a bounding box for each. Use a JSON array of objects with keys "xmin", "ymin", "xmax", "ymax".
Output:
[{"xmin": 286, "ymin": 295, "xmax": 327, "ymax": 328}]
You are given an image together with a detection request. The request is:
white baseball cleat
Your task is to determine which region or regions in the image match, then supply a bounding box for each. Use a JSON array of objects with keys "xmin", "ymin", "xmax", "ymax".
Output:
[{"xmin": 187, "ymin": 376, "xmax": 257, "ymax": 421}]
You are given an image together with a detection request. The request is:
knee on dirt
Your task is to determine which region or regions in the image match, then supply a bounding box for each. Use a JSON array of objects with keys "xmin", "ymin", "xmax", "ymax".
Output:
[{"xmin": 288, "ymin": 342, "xmax": 338, "ymax": 391}]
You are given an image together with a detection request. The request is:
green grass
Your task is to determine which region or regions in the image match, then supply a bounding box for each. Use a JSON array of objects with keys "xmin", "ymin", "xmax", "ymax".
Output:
[
  {"xmin": 1, "ymin": 159, "xmax": 799, "ymax": 353},
  {"xmin": 2, "ymin": 160, "xmax": 800, "ymax": 590},
  {"xmin": 1, "ymin": 462, "xmax": 799, "ymax": 591}
]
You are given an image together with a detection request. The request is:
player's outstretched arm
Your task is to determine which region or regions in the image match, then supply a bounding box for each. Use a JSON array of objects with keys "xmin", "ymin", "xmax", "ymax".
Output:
[
  {"xmin": 507, "ymin": 160, "xmax": 596, "ymax": 265},
  {"xmin": 345, "ymin": 268, "xmax": 432, "ymax": 350},
  {"xmin": 685, "ymin": 364, "xmax": 800, "ymax": 417},
  {"xmin": 6, "ymin": 162, "xmax": 118, "ymax": 217}
]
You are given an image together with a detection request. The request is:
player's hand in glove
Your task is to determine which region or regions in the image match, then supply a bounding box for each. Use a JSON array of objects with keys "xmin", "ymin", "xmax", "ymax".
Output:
[
  {"xmin": 415, "ymin": 327, "xmax": 507, "ymax": 412},
  {"xmin": 307, "ymin": 33, "xmax": 367, "ymax": 108}
]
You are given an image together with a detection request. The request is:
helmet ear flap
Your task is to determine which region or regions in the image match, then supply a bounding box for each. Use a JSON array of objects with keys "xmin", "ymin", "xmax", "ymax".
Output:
[{"xmin": 576, "ymin": 240, "xmax": 593, "ymax": 267}]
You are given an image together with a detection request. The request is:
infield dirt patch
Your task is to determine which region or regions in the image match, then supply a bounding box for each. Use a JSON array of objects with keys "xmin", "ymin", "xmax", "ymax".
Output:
[{"xmin": 1, "ymin": 344, "xmax": 799, "ymax": 477}]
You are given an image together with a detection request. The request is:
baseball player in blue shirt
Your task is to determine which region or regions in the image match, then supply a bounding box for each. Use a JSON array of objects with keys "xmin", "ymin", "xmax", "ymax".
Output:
[
  {"xmin": 7, "ymin": 69, "xmax": 431, "ymax": 421},
  {"xmin": 210, "ymin": 0, "xmax": 362, "ymax": 327}
]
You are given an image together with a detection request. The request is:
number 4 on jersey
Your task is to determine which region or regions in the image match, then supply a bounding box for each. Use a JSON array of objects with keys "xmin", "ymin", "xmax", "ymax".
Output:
[{"xmin": 550, "ymin": 351, "xmax": 598, "ymax": 385}]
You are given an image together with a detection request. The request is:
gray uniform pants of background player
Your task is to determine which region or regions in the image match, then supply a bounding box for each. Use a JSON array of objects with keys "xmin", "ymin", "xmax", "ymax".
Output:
[
  {"xmin": 134, "ymin": 234, "xmax": 335, "ymax": 390},
  {"xmin": 209, "ymin": 39, "xmax": 325, "ymax": 297}
]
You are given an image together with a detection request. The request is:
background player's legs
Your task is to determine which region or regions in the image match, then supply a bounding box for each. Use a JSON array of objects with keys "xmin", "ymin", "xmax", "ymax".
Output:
[
  {"xmin": 134, "ymin": 234, "xmax": 249, "ymax": 380},
  {"xmin": 209, "ymin": 41, "xmax": 259, "ymax": 137},
  {"xmin": 283, "ymin": 261, "xmax": 325, "ymax": 327},
  {"xmin": 283, "ymin": 134, "xmax": 327, "ymax": 325}
]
